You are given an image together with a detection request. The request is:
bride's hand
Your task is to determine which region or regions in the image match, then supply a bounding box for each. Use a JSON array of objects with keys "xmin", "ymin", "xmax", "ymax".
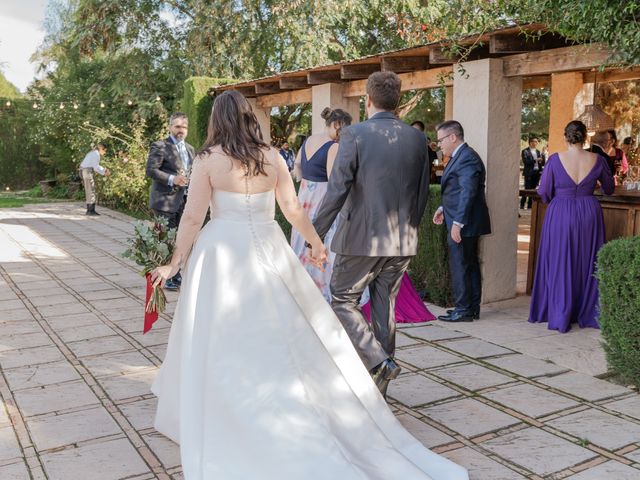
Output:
[
  {"xmin": 309, "ymin": 242, "xmax": 328, "ymax": 271},
  {"xmin": 150, "ymin": 264, "xmax": 179, "ymax": 288}
]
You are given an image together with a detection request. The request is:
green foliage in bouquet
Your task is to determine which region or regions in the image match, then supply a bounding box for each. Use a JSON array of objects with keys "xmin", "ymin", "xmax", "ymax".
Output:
[
  {"xmin": 409, "ymin": 185, "xmax": 453, "ymax": 307},
  {"xmin": 596, "ymin": 236, "xmax": 640, "ymax": 388},
  {"xmin": 122, "ymin": 217, "xmax": 177, "ymax": 314}
]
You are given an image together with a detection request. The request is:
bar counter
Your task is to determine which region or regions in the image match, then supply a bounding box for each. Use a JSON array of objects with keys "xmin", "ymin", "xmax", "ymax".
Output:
[{"xmin": 522, "ymin": 187, "xmax": 640, "ymax": 293}]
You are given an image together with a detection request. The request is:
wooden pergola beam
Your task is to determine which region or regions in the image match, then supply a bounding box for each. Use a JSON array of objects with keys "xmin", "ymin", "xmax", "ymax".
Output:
[
  {"xmin": 583, "ymin": 67, "xmax": 640, "ymax": 84},
  {"xmin": 254, "ymin": 82, "xmax": 283, "ymax": 95},
  {"xmin": 340, "ymin": 63, "xmax": 380, "ymax": 80},
  {"xmin": 255, "ymin": 88, "xmax": 312, "ymax": 108},
  {"xmin": 307, "ymin": 70, "xmax": 342, "ymax": 85},
  {"xmin": 279, "ymin": 76, "xmax": 309, "ymax": 89},
  {"xmin": 489, "ymin": 33, "xmax": 569, "ymax": 54},
  {"xmin": 381, "ymin": 56, "xmax": 428, "ymax": 73},
  {"xmin": 523, "ymin": 76, "xmax": 551, "ymax": 89},
  {"xmin": 503, "ymin": 44, "xmax": 611, "ymax": 77},
  {"xmin": 429, "ymin": 46, "xmax": 459, "ymax": 65},
  {"xmin": 342, "ymin": 66, "xmax": 453, "ymax": 97},
  {"xmin": 233, "ymin": 86, "xmax": 258, "ymax": 97}
]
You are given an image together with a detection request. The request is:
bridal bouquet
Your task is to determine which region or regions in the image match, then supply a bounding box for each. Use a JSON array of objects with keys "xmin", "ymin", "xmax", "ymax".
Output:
[{"xmin": 122, "ymin": 218, "xmax": 177, "ymax": 333}]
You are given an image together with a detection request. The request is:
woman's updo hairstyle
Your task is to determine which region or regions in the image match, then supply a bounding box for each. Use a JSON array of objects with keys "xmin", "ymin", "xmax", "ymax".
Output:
[
  {"xmin": 564, "ymin": 120, "xmax": 587, "ymax": 145},
  {"xmin": 321, "ymin": 107, "xmax": 353, "ymax": 127}
]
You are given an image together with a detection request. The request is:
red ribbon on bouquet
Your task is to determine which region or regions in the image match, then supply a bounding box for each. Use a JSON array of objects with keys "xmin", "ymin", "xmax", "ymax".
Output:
[{"xmin": 143, "ymin": 273, "xmax": 159, "ymax": 334}]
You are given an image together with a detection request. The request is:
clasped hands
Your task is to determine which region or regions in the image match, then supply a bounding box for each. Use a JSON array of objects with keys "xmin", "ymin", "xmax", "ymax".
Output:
[{"xmin": 306, "ymin": 242, "xmax": 328, "ymax": 271}]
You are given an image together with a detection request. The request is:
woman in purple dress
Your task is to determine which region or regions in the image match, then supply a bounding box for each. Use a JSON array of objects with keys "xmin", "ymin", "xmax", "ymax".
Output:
[{"xmin": 529, "ymin": 121, "xmax": 614, "ymax": 332}]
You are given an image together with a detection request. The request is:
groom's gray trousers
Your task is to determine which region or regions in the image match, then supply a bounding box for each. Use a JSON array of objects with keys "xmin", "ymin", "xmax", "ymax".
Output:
[{"xmin": 330, "ymin": 254, "xmax": 411, "ymax": 371}]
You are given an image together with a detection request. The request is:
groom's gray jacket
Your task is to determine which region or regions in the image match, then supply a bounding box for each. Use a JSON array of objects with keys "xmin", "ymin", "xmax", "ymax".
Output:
[{"xmin": 313, "ymin": 111, "xmax": 431, "ymax": 257}]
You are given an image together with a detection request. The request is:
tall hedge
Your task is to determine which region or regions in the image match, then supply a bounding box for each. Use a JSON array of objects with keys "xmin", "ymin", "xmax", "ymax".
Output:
[
  {"xmin": 409, "ymin": 184, "xmax": 452, "ymax": 307},
  {"xmin": 596, "ymin": 236, "xmax": 640, "ymax": 388},
  {"xmin": 182, "ymin": 77, "xmax": 235, "ymax": 150}
]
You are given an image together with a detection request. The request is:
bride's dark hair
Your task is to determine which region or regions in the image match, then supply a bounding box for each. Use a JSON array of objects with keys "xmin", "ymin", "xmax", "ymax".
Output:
[{"xmin": 200, "ymin": 90, "xmax": 270, "ymax": 176}]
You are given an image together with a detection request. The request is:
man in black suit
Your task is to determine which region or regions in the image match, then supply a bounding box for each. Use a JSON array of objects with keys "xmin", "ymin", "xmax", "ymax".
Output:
[
  {"xmin": 313, "ymin": 72, "xmax": 431, "ymax": 395},
  {"xmin": 433, "ymin": 120, "xmax": 491, "ymax": 322},
  {"xmin": 146, "ymin": 112, "xmax": 195, "ymax": 290},
  {"xmin": 520, "ymin": 136, "xmax": 544, "ymax": 209}
]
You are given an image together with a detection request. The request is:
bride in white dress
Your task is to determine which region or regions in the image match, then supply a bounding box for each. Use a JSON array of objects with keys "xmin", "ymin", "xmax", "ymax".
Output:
[{"xmin": 150, "ymin": 91, "xmax": 468, "ymax": 480}]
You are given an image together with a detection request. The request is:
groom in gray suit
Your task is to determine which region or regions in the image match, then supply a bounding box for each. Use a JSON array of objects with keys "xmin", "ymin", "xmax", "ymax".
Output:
[{"xmin": 313, "ymin": 72, "xmax": 431, "ymax": 395}]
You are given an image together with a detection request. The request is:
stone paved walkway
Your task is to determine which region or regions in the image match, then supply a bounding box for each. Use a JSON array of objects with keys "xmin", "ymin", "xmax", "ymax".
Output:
[{"xmin": 1, "ymin": 202, "xmax": 639, "ymax": 480}]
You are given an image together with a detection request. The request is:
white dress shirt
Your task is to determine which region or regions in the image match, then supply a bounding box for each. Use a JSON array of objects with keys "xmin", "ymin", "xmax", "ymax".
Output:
[{"xmin": 79, "ymin": 150, "xmax": 106, "ymax": 175}]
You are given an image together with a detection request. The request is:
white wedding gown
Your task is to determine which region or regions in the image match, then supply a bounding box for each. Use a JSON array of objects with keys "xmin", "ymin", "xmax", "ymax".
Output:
[{"xmin": 152, "ymin": 188, "xmax": 468, "ymax": 480}]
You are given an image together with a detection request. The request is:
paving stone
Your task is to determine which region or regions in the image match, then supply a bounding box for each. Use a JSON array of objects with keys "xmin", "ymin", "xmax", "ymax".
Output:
[
  {"xmin": 91, "ymin": 298, "xmax": 142, "ymax": 311},
  {"xmin": 143, "ymin": 431, "xmax": 180, "ymax": 469},
  {"xmin": 395, "ymin": 332, "xmax": 422, "ymax": 348},
  {"xmin": 45, "ymin": 312, "xmax": 103, "ymax": 330},
  {"xmin": 0, "ymin": 308, "xmax": 35, "ymax": 322},
  {"xmin": 98, "ymin": 369, "xmax": 157, "ymax": 401},
  {"xmin": 388, "ymin": 374, "xmax": 460, "ymax": 407},
  {"xmin": 129, "ymin": 328, "xmax": 171, "ymax": 348},
  {"xmin": 481, "ymin": 427, "xmax": 596, "ymax": 476},
  {"xmin": 395, "ymin": 414, "xmax": 456, "ymax": 448},
  {"xmin": 29, "ymin": 295, "xmax": 77, "ymax": 307},
  {"xmin": 4, "ymin": 361, "xmax": 81, "ymax": 391},
  {"xmin": 537, "ymin": 372, "xmax": 632, "ymax": 401},
  {"xmin": 27, "ymin": 406, "xmax": 122, "ymax": 451},
  {"xmin": 420, "ymin": 398, "xmax": 520, "ymax": 437},
  {"xmin": 483, "ymin": 383, "xmax": 580, "ymax": 418},
  {"xmin": 0, "ymin": 401, "xmax": 10, "ymax": 427},
  {"xmin": 0, "ymin": 345, "xmax": 64, "ymax": 369},
  {"xmin": 57, "ymin": 324, "xmax": 116, "ymax": 342},
  {"xmin": 81, "ymin": 351, "xmax": 155, "ymax": 378},
  {"xmin": 0, "ymin": 299, "xmax": 25, "ymax": 311},
  {"xmin": 547, "ymin": 408, "xmax": 640, "ymax": 450},
  {"xmin": 484, "ymin": 354, "xmax": 568, "ymax": 378},
  {"xmin": 0, "ymin": 426, "xmax": 22, "ymax": 462},
  {"xmin": 41, "ymin": 437, "xmax": 149, "ymax": 480},
  {"xmin": 546, "ymin": 348, "xmax": 608, "ymax": 377},
  {"xmin": 625, "ymin": 448, "xmax": 640, "ymax": 463},
  {"xmin": 14, "ymin": 381, "xmax": 99, "ymax": 417},
  {"xmin": 401, "ymin": 325, "xmax": 468, "ymax": 341},
  {"xmin": 0, "ymin": 321, "xmax": 45, "ymax": 336},
  {"xmin": 0, "ymin": 461, "xmax": 30, "ymax": 479},
  {"xmin": 0, "ymin": 332, "xmax": 53, "ymax": 352},
  {"xmin": 396, "ymin": 345, "xmax": 463, "ymax": 370},
  {"xmin": 442, "ymin": 446, "xmax": 527, "ymax": 480},
  {"xmin": 38, "ymin": 303, "xmax": 90, "ymax": 317},
  {"xmin": 566, "ymin": 461, "xmax": 640, "ymax": 479},
  {"xmin": 80, "ymin": 289, "xmax": 129, "ymax": 301},
  {"xmin": 604, "ymin": 395, "xmax": 640, "ymax": 420},
  {"xmin": 440, "ymin": 338, "xmax": 514, "ymax": 358},
  {"xmin": 118, "ymin": 398, "xmax": 158, "ymax": 430},
  {"xmin": 66, "ymin": 335, "xmax": 134, "ymax": 358},
  {"xmin": 432, "ymin": 363, "xmax": 515, "ymax": 391}
]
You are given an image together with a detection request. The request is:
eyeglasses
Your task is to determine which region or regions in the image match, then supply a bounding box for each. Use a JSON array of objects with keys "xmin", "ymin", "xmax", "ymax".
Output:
[{"xmin": 436, "ymin": 133, "xmax": 454, "ymax": 144}]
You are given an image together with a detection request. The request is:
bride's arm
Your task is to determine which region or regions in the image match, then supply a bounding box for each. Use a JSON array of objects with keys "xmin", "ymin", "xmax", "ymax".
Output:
[
  {"xmin": 151, "ymin": 157, "xmax": 212, "ymax": 285},
  {"xmin": 274, "ymin": 151, "xmax": 325, "ymax": 258}
]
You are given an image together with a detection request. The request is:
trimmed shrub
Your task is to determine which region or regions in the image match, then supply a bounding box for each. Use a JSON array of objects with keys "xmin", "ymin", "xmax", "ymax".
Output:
[
  {"xmin": 183, "ymin": 77, "xmax": 235, "ymax": 150},
  {"xmin": 409, "ymin": 184, "xmax": 453, "ymax": 307},
  {"xmin": 596, "ymin": 236, "xmax": 640, "ymax": 388}
]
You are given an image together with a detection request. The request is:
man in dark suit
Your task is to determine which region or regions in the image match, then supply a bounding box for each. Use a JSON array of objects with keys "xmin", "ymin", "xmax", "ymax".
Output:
[
  {"xmin": 433, "ymin": 120, "xmax": 491, "ymax": 322},
  {"xmin": 520, "ymin": 136, "xmax": 544, "ymax": 209},
  {"xmin": 146, "ymin": 112, "xmax": 195, "ymax": 290},
  {"xmin": 313, "ymin": 72, "xmax": 431, "ymax": 395}
]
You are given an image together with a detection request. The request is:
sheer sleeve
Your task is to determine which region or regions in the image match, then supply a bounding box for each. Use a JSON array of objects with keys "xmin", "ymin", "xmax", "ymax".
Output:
[
  {"xmin": 537, "ymin": 155, "xmax": 555, "ymax": 203},
  {"xmin": 170, "ymin": 156, "xmax": 213, "ymax": 268},
  {"xmin": 598, "ymin": 155, "xmax": 615, "ymax": 195}
]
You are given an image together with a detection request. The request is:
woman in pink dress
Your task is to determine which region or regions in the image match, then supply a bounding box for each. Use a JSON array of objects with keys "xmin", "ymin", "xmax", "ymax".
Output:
[{"xmin": 291, "ymin": 107, "xmax": 434, "ymax": 323}]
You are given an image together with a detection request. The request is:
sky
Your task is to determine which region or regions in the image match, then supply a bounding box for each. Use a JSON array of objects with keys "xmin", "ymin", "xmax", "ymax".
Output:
[{"xmin": 0, "ymin": 0, "xmax": 49, "ymax": 92}]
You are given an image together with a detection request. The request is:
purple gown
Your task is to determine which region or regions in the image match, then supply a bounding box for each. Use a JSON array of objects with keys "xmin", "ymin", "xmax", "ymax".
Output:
[{"xmin": 529, "ymin": 153, "xmax": 614, "ymax": 332}]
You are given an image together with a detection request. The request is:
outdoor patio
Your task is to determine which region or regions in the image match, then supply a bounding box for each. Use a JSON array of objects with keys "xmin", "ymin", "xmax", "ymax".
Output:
[{"xmin": 1, "ymin": 202, "xmax": 639, "ymax": 480}]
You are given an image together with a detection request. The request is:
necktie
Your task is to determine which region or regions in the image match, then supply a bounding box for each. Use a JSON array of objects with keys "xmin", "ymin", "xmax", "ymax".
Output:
[{"xmin": 177, "ymin": 142, "xmax": 189, "ymax": 171}]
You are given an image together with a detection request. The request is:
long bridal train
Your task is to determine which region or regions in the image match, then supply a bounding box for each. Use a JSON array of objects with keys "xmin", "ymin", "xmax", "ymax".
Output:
[{"xmin": 152, "ymin": 189, "xmax": 468, "ymax": 480}]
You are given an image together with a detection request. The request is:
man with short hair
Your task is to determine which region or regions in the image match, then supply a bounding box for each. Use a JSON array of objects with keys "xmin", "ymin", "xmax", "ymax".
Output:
[
  {"xmin": 433, "ymin": 120, "xmax": 491, "ymax": 322},
  {"xmin": 313, "ymin": 71, "xmax": 431, "ymax": 396},
  {"xmin": 279, "ymin": 141, "xmax": 295, "ymax": 171},
  {"xmin": 520, "ymin": 136, "xmax": 544, "ymax": 210},
  {"xmin": 79, "ymin": 143, "xmax": 110, "ymax": 216},
  {"xmin": 146, "ymin": 112, "xmax": 195, "ymax": 290}
]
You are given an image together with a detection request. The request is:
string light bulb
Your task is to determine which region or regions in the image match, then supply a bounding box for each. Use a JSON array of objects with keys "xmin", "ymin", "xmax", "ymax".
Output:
[
  {"xmin": 100, "ymin": 101, "xmax": 105, "ymax": 108},
  {"xmin": 73, "ymin": 103, "xmax": 78, "ymax": 110},
  {"xmin": 5, "ymin": 101, "xmax": 10, "ymax": 107},
  {"xmin": 127, "ymin": 100, "xmax": 133, "ymax": 106},
  {"xmin": 155, "ymin": 95, "xmax": 161, "ymax": 102},
  {"xmin": 32, "ymin": 102, "xmax": 38, "ymax": 109},
  {"xmin": 59, "ymin": 103, "xmax": 65, "ymax": 109}
]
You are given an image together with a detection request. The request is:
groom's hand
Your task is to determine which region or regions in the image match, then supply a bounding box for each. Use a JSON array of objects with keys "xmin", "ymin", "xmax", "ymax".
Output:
[
  {"xmin": 451, "ymin": 224, "xmax": 462, "ymax": 243},
  {"xmin": 433, "ymin": 208, "xmax": 444, "ymax": 225}
]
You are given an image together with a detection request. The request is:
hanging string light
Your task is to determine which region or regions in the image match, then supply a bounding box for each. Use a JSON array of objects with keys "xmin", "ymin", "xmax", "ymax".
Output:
[
  {"xmin": 32, "ymin": 102, "xmax": 38, "ymax": 109},
  {"xmin": 73, "ymin": 103, "xmax": 79, "ymax": 110},
  {"xmin": 59, "ymin": 102, "xmax": 65, "ymax": 109},
  {"xmin": 127, "ymin": 100, "xmax": 133, "ymax": 106},
  {"xmin": 100, "ymin": 101, "xmax": 105, "ymax": 108},
  {"xmin": 155, "ymin": 95, "xmax": 161, "ymax": 102},
  {"xmin": 5, "ymin": 100, "xmax": 10, "ymax": 107}
]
